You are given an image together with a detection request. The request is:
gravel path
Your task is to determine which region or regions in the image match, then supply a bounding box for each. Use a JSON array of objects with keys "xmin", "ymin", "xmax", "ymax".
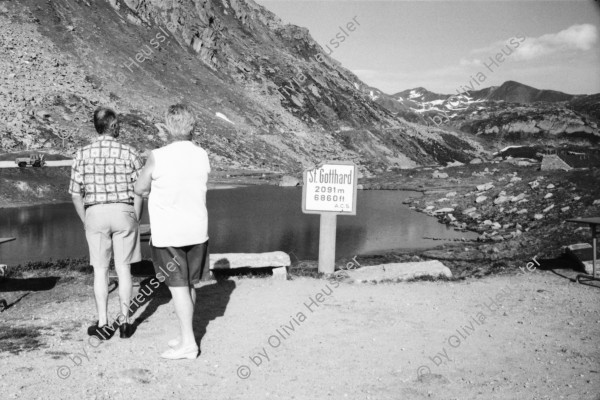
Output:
[{"xmin": 1, "ymin": 270, "xmax": 599, "ymax": 400}]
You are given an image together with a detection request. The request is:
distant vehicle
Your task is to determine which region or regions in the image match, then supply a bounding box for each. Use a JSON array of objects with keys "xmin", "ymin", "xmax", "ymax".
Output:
[{"xmin": 15, "ymin": 154, "xmax": 46, "ymax": 168}]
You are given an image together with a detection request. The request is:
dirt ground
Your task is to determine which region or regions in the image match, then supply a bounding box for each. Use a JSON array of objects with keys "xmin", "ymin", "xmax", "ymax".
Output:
[{"xmin": 1, "ymin": 268, "xmax": 599, "ymax": 400}]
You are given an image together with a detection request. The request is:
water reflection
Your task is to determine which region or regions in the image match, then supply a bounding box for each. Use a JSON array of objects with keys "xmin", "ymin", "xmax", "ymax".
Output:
[{"xmin": 0, "ymin": 187, "xmax": 475, "ymax": 265}]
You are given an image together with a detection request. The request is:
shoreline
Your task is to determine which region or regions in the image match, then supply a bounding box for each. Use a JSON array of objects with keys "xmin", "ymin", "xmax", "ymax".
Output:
[
  {"xmin": 0, "ymin": 181, "xmax": 260, "ymax": 209},
  {"xmin": 0, "ymin": 180, "xmax": 437, "ymax": 210},
  {"xmin": 2, "ymin": 162, "xmax": 598, "ymax": 280}
]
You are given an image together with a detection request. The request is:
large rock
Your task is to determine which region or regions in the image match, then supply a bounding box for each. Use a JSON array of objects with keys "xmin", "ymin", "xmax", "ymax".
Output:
[
  {"xmin": 279, "ymin": 175, "xmax": 300, "ymax": 187},
  {"xmin": 35, "ymin": 109, "xmax": 51, "ymax": 119},
  {"xmin": 541, "ymin": 155, "xmax": 572, "ymax": 171},
  {"xmin": 433, "ymin": 207, "xmax": 454, "ymax": 215},
  {"xmin": 477, "ymin": 182, "xmax": 494, "ymax": 191},
  {"xmin": 494, "ymin": 196, "xmax": 509, "ymax": 205},
  {"xmin": 582, "ymin": 261, "xmax": 600, "ymax": 276},
  {"xmin": 210, "ymin": 251, "xmax": 290, "ymax": 269},
  {"xmin": 210, "ymin": 252, "xmax": 290, "ymax": 280},
  {"xmin": 345, "ymin": 260, "xmax": 452, "ymax": 283},
  {"xmin": 510, "ymin": 193, "xmax": 526, "ymax": 203}
]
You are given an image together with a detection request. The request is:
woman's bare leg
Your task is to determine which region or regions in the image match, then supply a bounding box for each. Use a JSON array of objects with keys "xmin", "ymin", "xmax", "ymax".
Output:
[
  {"xmin": 168, "ymin": 285, "xmax": 196, "ymax": 347},
  {"xmin": 169, "ymin": 286, "xmax": 196, "ymax": 348}
]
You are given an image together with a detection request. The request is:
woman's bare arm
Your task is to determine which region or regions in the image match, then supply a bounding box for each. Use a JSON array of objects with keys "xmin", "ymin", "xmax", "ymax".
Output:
[{"xmin": 134, "ymin": 153, "xmax": 155, "ymax": 197}]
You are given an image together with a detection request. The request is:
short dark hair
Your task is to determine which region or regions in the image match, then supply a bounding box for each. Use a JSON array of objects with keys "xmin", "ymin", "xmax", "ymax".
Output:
[{"xmin": 93, "ymin": 107, "xmax": 118, "ymax": 134}]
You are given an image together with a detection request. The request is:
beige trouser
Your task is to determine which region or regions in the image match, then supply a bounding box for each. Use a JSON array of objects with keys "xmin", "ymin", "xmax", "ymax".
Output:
[{"xmin": 84, "ymin": 203, "xmax": 141, "ymax": 269}]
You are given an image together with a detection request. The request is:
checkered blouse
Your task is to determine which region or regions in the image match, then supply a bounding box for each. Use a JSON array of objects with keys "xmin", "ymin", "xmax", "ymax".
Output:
[{"xmin": 69, "ymin": 135, "xmax": 143, "ymax": 206}]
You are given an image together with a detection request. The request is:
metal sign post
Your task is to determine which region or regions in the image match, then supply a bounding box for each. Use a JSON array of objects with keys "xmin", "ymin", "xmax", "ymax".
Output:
[{"xmin": 302, "ymin": 162, "xmax": 358, "ymax": 274}]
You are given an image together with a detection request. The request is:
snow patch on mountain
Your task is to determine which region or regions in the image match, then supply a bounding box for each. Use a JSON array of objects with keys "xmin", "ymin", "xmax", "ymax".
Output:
[{"xmin": 216, "ymin": 112, "xmax": 234, "ymax": 124}]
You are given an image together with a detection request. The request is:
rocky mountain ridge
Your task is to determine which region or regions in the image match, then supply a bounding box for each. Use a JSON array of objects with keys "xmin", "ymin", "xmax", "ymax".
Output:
[
  {"xmin": 0, "ymin": 0, "xmax": 482, "ymax": 173},
  {"xmin": 371, "ymin": 81, "xmax": 600, "ymax": 149}
]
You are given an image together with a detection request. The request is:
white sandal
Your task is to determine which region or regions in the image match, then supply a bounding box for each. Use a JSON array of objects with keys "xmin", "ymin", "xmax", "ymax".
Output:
[{"xmin": 160, "ymin": 345, "xmax": 198, "ymax": 360}]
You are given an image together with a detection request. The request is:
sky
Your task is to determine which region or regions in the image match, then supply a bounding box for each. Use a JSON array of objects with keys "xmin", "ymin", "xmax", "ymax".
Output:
[{"xmin": 254, "ymin": 0, "xmax": 600, "ymax": 95}]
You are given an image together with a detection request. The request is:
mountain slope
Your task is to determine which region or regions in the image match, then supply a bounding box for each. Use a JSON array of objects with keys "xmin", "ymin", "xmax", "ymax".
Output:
[
  {"xmin": 485, "ymin": 81, "xmax": 576, "ymax": 103},
  {"xmin": 0, "ymin": 0, "xmax": 482, "ymax": 172},
  {"xmin": 374, "ymin": 81, "xmax": 599, "ymax": 148}
]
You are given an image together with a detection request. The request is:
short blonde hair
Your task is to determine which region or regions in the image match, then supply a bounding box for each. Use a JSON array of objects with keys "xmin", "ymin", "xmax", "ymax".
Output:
[{"xmin": 165, "ymin": 104, "xmax": 195, "ymax": 138}]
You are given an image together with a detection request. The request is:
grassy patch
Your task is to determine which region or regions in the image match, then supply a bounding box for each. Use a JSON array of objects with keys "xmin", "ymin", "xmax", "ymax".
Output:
[
  {"xmin": 6, "ymin": 258, "xmax": 92, "ymax": 278},
  {"xmin": 0, "ymin": 324, "xmax": 44, "ymax": 354}
]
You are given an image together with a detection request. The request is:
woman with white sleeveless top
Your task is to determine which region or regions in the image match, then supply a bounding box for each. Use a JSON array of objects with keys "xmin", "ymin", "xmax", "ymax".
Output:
[{"xmin": 135, "ymin": 104, "xmax": 210, "ymax": 360}]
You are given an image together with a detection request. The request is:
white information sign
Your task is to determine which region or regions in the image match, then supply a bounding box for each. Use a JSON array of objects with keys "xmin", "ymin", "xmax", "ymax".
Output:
[{"xmin": 302, "ymin": 162, "xmax": 357, "ymax": 215}]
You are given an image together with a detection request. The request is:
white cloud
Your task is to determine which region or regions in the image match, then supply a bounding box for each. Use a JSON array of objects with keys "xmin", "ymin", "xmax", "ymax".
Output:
[
  {"xmin": 513, "ymin": 24, "xmax": 598, "ymax": 60},
  {"xmin": 459, "ymin": 58, "xmax": 483, "ymax": 67},
  {"xmin": 468, "ymin": 24, "xmax": 598, "ymax": 63},
  {"xmin": 353, "ymin": 24, "xmax": 600, "ymax": 94}
]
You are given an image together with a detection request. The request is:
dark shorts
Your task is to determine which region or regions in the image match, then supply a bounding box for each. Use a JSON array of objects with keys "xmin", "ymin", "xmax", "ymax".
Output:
[{"xmin": 150, "ymin": 241, "xmax": 209, "ymax": 287}]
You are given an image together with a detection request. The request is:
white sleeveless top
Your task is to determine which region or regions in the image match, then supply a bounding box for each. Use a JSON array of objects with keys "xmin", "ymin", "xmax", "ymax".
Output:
[{"xmin": 149, "ymin": 141, "xmax": 210, "ymax": 247}]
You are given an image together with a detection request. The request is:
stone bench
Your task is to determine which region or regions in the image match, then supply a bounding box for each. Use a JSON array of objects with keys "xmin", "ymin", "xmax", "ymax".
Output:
[{"xmin": 209, "ymin": 251, "xmax": 290, "ymax": 280}]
